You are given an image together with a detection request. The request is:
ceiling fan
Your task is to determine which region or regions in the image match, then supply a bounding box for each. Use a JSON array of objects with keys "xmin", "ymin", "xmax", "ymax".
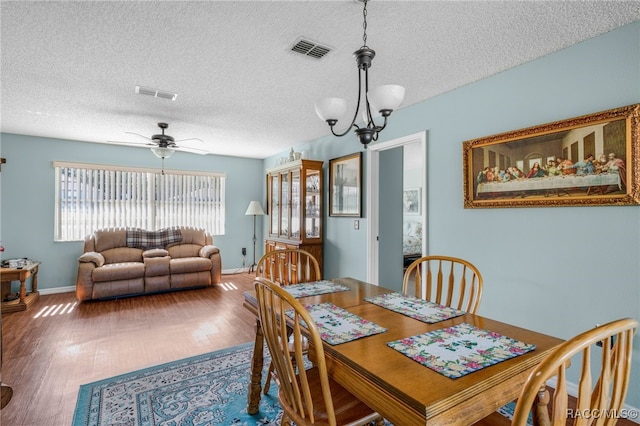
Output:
[{"xmin": 108, "ymin": 122, "xmax": 209, "ymax": 158}]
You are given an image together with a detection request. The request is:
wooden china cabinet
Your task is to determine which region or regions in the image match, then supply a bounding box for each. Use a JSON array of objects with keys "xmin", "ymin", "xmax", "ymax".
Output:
[{"xmin": 265, "ymin": 159, "xmax": 323, "ymax": 273}]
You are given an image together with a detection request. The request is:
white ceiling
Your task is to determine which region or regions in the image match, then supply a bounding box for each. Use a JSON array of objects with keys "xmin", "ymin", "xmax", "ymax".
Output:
[{"xmin": 2, "ymin": 1, "xmax": 639, "ymax": 159}]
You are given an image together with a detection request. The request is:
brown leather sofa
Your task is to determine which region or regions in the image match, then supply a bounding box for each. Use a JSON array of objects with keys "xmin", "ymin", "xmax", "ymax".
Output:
[{"xmin": 76, "ymin": 227, "xmax": 222, "ymax": 301}]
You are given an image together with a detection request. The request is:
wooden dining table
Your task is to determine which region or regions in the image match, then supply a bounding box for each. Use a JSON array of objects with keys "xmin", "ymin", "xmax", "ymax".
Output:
[{"xmin": 243, "ymin": 277, "xmax": 563, "ymax": 425}]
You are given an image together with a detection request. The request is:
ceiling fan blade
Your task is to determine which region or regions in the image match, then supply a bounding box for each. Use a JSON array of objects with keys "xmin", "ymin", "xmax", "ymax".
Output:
[
  {"xmin": 177, "ymin": 146, "xmax": 209, "ymax": 155},
  {"xmin": 174, "ymin": 137, "xmax": 204, "ymax": 144},
  {"xmin": 107, "ymin": 140, "xmax": 149, "ymax": 147},
  {"xmin": 125, "ymin": 131, "xmax": 152, "ymax": 141}
]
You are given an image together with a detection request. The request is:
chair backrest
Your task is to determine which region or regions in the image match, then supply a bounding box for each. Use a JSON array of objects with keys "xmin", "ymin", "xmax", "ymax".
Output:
[
  {"xmin": 256, "ymin": 249, "xmax": 321, "ymax": 285},
  {"xmin": 254, "ymin": 276, "xmax": 337, "ymax": 425},
  {"xmin": 512, "ymin": 318, "xmax": 638, "ymax": 426},
  {"xmin": 402, "ymin": 255, "xmax": 483, "ymax": 314}
]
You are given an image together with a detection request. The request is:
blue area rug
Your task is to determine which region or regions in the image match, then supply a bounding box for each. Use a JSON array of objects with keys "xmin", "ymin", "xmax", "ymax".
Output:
[
  {"xmin": 73, "ymin": 342, "xmax": 527, "ymax": 426},
  {"xmin": 72, "ymin": 342, "xmax": 282, "ymax": 426}
]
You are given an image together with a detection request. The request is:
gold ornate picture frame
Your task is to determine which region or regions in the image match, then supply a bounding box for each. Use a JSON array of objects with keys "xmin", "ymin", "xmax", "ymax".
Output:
[{"xmin": 463, "ymin": 104, "xmax": 640, "ymax": 208}]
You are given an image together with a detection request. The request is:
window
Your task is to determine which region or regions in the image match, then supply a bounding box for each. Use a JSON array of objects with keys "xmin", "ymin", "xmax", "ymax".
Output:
[{"xmin": 54, "ymin": 162, "xmax": 225, "ymax": 241}]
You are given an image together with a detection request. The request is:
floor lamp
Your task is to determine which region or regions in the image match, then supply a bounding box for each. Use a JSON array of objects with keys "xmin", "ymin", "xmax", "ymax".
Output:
[{"xmin": 245, "ymin": 201, "xmax": 265, "ymax": 273}]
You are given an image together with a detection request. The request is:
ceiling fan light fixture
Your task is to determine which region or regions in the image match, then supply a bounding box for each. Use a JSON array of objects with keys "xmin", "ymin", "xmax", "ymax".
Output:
[{"xmin": 151, "ymin": 146, "xmax": 175, "ymax": 159}]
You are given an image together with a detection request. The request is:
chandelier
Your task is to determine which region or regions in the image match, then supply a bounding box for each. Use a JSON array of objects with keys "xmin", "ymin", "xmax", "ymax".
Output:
[{"xmin": 314, "ymin": 0, "xmax": 405, "ymax": 148}]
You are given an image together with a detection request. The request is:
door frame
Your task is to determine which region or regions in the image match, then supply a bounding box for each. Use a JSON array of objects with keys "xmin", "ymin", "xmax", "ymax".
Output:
[{"xmin": 366, "ymin": 131, "xmax": 427, "ymax": 284}]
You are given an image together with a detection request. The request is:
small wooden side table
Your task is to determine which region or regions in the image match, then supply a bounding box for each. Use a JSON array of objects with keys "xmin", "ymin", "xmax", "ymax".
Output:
[{"xmin": 1, "ymin": 261, "xmax": 40, "ymax": 313}]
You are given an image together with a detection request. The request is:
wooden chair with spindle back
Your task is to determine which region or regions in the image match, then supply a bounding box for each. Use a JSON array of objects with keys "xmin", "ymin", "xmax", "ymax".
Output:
[
  {"xmin": 256, "ymin": 248, "xmax": 321, "ymax": 394},
  {"xmin": 510, "ymin": 318, "xmax": 638, "ymax": 426},
  {"xmin": 254, "ymin": 277, "xmax": 383, "ymax": 426},
  {"xmin": 256, "ymin": 248, "xmax": 321, "ymax": 286},
  {"xmin": 402, "ymin": 255, "xmax": 484, "ymax": 314}
]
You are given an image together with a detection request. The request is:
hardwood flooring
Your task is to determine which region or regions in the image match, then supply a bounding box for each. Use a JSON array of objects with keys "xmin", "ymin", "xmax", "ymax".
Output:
[
  {"xmin": 1, "ymin": 273, "xmax": 637, "ymax": 426},
  {"xmin": 1, "ymin": 273, "xmax": 257, "ymax": 426}
]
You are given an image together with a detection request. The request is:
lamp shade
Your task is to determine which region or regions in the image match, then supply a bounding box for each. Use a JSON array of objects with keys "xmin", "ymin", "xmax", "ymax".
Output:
[
  {"xmin": 245, "ymin": 200, "xmax": 265, "ymax": 216},
  {"xmin": 367, "ymin": 84, "xmax": 405, "ymax": 113},
  {"xmin": 151, "ymin": 147, "xmax": 175, "ymax": 159},
  {"xmin": 314, "ymin": 97, "xmax": 348, "ymax": 122}
]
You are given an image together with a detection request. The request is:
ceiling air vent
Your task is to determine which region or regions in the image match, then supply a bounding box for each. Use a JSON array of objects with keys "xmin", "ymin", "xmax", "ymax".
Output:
[
  {"xmin": 290, "ymin": 37, "xmax": 332, "ymax": 60},
  {"xmin": 135, "ymin": 85, "xmax": 178, "ymax": 101}
]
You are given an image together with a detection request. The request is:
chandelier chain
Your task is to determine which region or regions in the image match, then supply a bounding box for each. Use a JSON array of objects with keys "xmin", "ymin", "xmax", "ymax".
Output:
[{"xmin": 362, "ymin": 0, "xmax": 368, "ymax": 47}]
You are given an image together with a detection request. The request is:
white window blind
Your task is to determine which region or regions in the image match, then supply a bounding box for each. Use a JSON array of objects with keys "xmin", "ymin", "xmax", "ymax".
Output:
[{"xmin": 54, "ymin": 162, "xmax": 225, "ymax": 241}]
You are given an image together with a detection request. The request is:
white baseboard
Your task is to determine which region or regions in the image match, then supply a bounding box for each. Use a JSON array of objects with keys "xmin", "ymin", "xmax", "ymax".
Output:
[
  {"xmin": 39, "ymin": 286, "xmax": 75, "ymax": 295},
  {"xmin": 222, "ymin": 267, "xmax": 251, "ymax": 275}
]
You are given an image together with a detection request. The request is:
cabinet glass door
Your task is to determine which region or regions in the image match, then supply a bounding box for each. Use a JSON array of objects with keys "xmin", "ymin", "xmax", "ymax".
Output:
[
  {"xmin": 280, "ymin": 172, "xmax": 289, "ymax": 238},
  {"xmin": 305, "ymin": 169, "xmax": 321, "ymax": 239},
  {"xmin": 270, "ymin": 174, "xmax": 279, "ymax": 235},
  {"xmin": 291, "ymin": 170, "xmax": 301, "ymax": 239}
]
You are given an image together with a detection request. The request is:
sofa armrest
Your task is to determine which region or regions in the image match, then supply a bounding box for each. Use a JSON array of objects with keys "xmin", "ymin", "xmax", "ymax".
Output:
[
  {"xmin": 78, "ymin": 251, "xmax": 105, "ymax": 267},
  {"xmin": 199, "ymin": 245, "xmax": 220, "ymax": 258},
  {"xmin": 143, "ymin": 248, "xmax": 169, "ymax": 258}
]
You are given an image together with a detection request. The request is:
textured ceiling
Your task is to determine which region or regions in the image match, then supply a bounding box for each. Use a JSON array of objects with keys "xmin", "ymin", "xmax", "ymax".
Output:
[{"xmin": 2, "ymin": 1, "xmax": 639, "ymax": 159}]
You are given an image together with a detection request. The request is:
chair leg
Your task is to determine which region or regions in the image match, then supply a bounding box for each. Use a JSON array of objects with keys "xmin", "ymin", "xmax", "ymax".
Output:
[{"xmin": 263, "ymin": 361, "xmax": 275, "ymax": 394}]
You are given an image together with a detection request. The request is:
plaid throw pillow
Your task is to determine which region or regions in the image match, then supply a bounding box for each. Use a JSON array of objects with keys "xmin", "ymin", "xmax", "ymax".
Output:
[{"xmin": 126, "ymin": 228, "xmax": 183, "ymax": 249}]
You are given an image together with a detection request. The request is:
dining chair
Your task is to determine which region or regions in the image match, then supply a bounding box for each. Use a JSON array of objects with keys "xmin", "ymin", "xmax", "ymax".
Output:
[
  {"xmin": 256, "ymin": 248, "xmax": 321, "ymax": 394},
  {"xmin": 402, "ymin": 255, "xmax": 483, "ymax": 314},
  {"xmin": 254, "ymin": 276, "xmax": 383, "ymax": 426},
  {"xmin": 510, "ymin": 317, "xmax": 638, "ymax": 426},
  {"xmin": 256, "ymin": 248, "xmax": 321, "ymax": 286}
]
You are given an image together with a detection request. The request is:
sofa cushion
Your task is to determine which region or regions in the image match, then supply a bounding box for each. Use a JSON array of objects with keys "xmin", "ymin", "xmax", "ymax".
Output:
[
  {"xmin": 102, "ymin": 247, "xmax": 144, "ymax": 264},
  {"xmin": 92, "ymin": 262, "xmax": 145, "ymax": 283},
  {"xmin": 169, "ymin": 227, "xmax": 206, "ymax": 246},
  {"xmin": 170, "ymin": 257, "xmax": 212, "ymax": 274},
  {"xmin": 94, "ymin": 228, "xmax": 128, "ymax": 252},
  {"xmin": 126, "ymin": 228, "xmax": 183, "ymax": 249}
]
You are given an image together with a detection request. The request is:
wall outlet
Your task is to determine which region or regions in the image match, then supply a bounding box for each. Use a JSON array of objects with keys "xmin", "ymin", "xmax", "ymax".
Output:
[{"xmin": 242, "ymin": 247, "xmax": 247, "ymax": 256}]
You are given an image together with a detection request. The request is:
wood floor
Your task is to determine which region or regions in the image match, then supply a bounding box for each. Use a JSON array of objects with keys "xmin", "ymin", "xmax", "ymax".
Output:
[
  {"xmin": 1, "ymin": 273, "xmax": 257, "ymax": 426},
  {"xmin": 1, "ymin": 273, "xmax": 637, "ymax": 426}
]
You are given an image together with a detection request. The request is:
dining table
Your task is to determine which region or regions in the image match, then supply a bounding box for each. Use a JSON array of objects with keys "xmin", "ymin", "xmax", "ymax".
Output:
[{"xmin": 243, "ymin": 277, "xmax": 563, "ymax": 425}]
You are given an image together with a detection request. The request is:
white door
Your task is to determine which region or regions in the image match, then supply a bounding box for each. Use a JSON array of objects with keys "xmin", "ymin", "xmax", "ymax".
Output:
[{"xmin": 366, "ymin": 131, "xmax": 427, "ymax": 284}]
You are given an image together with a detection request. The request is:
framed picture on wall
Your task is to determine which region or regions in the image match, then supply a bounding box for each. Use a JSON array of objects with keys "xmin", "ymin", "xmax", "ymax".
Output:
[
  {"xmin": 403, "ymin": 188, "xmax": 421, "ymax": 214},
  {"xmin": 329, "ymin": 152, "xmax": 362, "ymax": 217},
  {"xmin": 462, "ymin": 104, "xmax": 640, "ymax": 208}
]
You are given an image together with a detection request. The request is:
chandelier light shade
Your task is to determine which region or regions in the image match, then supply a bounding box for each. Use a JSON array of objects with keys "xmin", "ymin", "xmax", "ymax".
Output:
[
  {"xmin": 314, "ymin": 0, "xmax": 405, "ymax": 148},
  {"xmin": 367, "ymin": 84, "xmax": 405, "ymax": 116},
  {"xmin": 151, "ymin": 146, "xmax": 175, "ymax": 159},
  {"xmin": 314, "ymin": 98, "xmax": 348, "ymax": 122}
]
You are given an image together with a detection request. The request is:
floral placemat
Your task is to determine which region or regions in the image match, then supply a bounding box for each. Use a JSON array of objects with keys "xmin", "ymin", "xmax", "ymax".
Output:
[
  {"xmin": 283, "ymin": 280, "xmax": 350, "ymax": 298},
  {"xmin": 387, "ymin": 322, "xmax": 536, "ymax": 378},
  {"xmin": 287, "ymin": 302, "xmax": 387, "ymax": 345},
  {"xmin": 365, "ymin": 292, "xmax": 465, "ymax": 323}
]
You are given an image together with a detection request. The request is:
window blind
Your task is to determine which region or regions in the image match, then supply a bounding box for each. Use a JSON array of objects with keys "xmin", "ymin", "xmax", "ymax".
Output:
[{"xmin": 54, "ymin": 162, "xmax": 225, "ymax": 241}]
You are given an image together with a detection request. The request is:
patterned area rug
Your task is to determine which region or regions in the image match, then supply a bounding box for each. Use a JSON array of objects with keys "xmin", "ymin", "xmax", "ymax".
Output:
[
  {"xmin": 73, "ymin": 343, "xmax": 282, "ymax": 426},
  {"xmin": 73, "ymin": 342, "xmax": 526, "ymax": 426}
]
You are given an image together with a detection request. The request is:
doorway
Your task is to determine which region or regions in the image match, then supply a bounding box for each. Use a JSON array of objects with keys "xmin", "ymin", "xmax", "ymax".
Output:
[{"xmin": 366, "ymin": 131, "xmax": 427, "ymax": 288}]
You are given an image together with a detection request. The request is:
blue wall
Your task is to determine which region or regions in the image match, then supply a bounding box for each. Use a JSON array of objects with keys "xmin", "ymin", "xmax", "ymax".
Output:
[
  {"xmin": 267, "ymin": 22, "xmax": 640, "ymax": 409},
  {"xmin": 0, "ymin": 135, "xmax": 264, "ymax": 288},
  {"xmin": 1, "ymin": 21, "xmax": 638, "ymax": 409}
]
